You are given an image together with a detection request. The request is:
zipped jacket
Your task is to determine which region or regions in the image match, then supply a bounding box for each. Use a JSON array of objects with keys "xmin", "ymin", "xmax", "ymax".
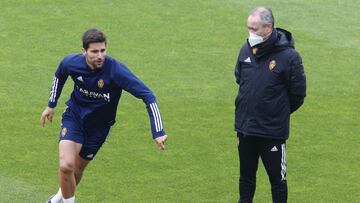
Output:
[{"xmin": 234, "ymin": 28, "xmax": 306, "ymax": 140}]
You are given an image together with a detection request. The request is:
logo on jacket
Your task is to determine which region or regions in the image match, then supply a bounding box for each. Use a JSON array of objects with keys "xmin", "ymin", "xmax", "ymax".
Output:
[
  {"xmin": 76, "ymin": 85, "xmax": 111, "ymax": 102},
  {"xmin": 252, "ymin": 48, "xmax": 258, "ymax": 55},
  {"xmin": 77, "ymin": 76, "xmax": 84, "ymax": 82},
  {"xmin": 269, "ymin": 60, "xmax": 276, "ymax": 70},
  {"xmin": 98, "ymin": 79, "xmax": 104, "ymax": 89},
  {"xmin": 61, "ymin": 127, "xmax": 67, "ymax": 137}
]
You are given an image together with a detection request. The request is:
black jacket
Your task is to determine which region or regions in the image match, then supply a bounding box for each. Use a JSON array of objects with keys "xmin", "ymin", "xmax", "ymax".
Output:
[{"xmin": 234, "ymin": 28, "xmax": 306, "ymax": 140}]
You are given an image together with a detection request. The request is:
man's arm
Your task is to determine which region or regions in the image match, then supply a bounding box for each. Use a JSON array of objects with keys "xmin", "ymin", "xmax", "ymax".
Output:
[
  {"xmin": 41, "ymin": 60, "xmax": 69, "ymax": 127},
  {"xmin": 287, "ymin": 52, "xmax": 306, "ymax": 113},
  {"xmin": 116, "ymin": 65, "xmax": 167, "ymax": 149},
  {"xmin": 234, "ymin": 52, "xmax": 241, "ymax": 85},
  {"xmin": 289, "ymin": 95, "xmax": 304, "ymax": 113}
]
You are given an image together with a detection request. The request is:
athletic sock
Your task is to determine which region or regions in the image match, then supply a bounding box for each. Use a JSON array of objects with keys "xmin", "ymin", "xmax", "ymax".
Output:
[
  {"xmin": 50, "ymin": 188, "xmax": 63, "ymax": 203},
  {"xmin": 63, "ymin": 196, "xmax": 75, "ymax": 203}
]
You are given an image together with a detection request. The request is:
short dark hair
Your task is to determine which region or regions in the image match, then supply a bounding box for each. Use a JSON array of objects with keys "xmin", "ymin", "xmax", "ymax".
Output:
[{"xmin": 82, "ymin": 28, "xmax": 107, "ymax": 50}]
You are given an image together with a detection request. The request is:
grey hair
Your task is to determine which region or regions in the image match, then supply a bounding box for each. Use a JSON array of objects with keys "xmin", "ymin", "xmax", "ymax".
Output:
[{"xmin": 249, "ymin": 7, "xmax": 274, "ymax": 28}]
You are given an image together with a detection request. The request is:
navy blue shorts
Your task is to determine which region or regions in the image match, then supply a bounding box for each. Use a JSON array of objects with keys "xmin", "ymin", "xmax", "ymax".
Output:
[{"xmin": 59, "ymin": 107, "xmax": 112, "ymax": 160}]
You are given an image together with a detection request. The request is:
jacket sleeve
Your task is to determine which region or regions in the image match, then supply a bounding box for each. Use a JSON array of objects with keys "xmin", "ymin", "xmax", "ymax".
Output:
[
  {"xmin": 287, "ymin": 52, "xmax": 306, "ymax": 113},
  {"xmin": 48, "ymin": 60, "xmax": 69, "ymax": 108},
  {"xmin": 290, "ymin": 95, "xmax": 304, "ymax": 113},
  {"xmin": 116, "ymin": 65, "xmax": 166, "ymax": 138},
  {"xmin": 234, "ymin": 52, "xmax": 241, "ymax": 85}
]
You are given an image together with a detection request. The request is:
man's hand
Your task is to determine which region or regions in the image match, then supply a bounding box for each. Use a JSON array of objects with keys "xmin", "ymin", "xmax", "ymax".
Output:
[
  {"xmin": 41, "ymin": 107, "xmax": 55, "ymax": 127},
  {"xmin": 154, "ymin": 135, "xmax": 167, "ymax": 150}
]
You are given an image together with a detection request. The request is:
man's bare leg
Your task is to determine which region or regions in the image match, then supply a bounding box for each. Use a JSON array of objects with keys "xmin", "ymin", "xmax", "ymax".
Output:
[
  {"xmin": 48, "ymin": 143, "xmax": 89, "ymax": 203},
  {"xmin": 74, "ymin": 153, "xmax": 90, "ymax": 184},
  {"xmin": 58, "ymin": 140, "xmax": 82, "ymax": 199}
]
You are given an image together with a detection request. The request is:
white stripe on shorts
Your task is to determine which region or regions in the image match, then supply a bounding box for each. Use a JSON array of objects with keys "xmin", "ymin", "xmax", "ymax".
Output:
[{"xmin": 281, "ymin": 143, "xmax": 287, "ymax": 181}]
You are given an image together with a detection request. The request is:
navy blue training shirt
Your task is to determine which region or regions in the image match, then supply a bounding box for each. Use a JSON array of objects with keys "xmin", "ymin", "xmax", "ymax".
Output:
[{"xmin": 48, "ymin": 54, "xmax": 165, "ymax": 138}]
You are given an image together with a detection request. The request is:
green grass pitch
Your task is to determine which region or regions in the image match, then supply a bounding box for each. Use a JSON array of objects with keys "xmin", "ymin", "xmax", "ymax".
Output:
[{"xmin": 0, "ymin": 0, "xmax": 359, "ymax": 202}]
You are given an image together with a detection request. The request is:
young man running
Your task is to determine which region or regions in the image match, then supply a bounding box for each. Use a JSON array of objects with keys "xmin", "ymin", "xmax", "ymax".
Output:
[{"xmin": 41, "ymin": 28, "xmax": 167, "ymax": 203}]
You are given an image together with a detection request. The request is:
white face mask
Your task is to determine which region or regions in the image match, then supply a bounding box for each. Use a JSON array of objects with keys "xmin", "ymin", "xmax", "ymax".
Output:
[{"xmin": 248, "ymin": 32, "xmax": 264, "ymax": 47}]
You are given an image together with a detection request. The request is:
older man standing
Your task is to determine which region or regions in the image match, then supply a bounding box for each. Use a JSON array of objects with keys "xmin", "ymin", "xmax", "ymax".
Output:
[{"xmin": 234, "ymin": 7, "xmax": 306, "ymax": 203}]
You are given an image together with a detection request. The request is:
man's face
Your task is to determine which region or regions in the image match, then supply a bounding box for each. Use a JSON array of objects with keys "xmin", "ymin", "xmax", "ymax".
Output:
[
  {"xmin": 247, "ymin": 15, "xmax": 272, "ymax": 38},
  {"xmin": 82, "ymin": 42, "xmax": 106, "ymax": 69}
]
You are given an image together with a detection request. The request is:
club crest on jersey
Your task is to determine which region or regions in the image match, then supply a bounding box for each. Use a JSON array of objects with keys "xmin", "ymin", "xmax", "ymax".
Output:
[
  {"xmin": 61, "ymin": 128, "xmax": 67, "ymax": 137},
  {"xmin": 252, "ymin": 48, "xmax": 258, "ymax": 55},
  {"xmin": 269, "ymin": 60, "xmax": 276, "ymax": 70},
  {"xmin": 98, "ymin": 79, "xmax": 104, "ymax": 89}
]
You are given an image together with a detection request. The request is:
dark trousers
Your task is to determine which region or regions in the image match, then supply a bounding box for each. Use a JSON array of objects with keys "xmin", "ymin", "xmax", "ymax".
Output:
[{"xmin": 237, "ymin": 133, "xmax": 288, "ymax": 203}]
